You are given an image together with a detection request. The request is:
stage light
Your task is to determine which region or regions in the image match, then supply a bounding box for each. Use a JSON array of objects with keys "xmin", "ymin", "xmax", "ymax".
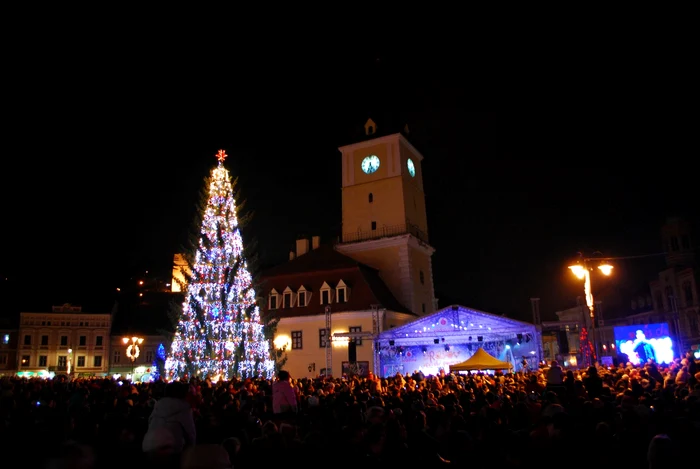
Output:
[{"xmin": 434, "ymin": 338, "xmax": 440, "ymax": 344}]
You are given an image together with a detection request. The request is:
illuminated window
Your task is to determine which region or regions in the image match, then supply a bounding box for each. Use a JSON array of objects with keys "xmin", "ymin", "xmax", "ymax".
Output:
[{"xmin": 291, "ymin": 331, "xmax": 303, "ymax": 350}]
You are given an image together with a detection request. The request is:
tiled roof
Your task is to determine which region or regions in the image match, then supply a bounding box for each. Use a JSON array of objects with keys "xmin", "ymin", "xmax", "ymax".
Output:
[{"xmin": 259, "ymin": 245, "xmax": 414, "ymax": 318}]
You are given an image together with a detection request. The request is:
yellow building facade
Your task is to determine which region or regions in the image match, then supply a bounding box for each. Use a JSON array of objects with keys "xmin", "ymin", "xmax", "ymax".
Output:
[{"xmin": 336, "ymin": 125, "xmax": 437, "ymax": 317}]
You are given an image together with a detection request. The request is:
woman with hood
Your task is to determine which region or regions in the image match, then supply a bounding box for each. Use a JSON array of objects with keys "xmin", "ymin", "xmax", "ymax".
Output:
[{"xmin": 142, "ymin": 381, "xmax": 197, "ymax": 461}]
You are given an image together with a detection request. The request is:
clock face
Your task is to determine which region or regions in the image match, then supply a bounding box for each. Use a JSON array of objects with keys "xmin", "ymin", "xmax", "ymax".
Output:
[
  {"xmin": 361, "ymin": 155, "xmax": 380, "ymax": 174},
  {"xmin": 407, "ymin": 158, "xmax": 416, "ymax": 177}
]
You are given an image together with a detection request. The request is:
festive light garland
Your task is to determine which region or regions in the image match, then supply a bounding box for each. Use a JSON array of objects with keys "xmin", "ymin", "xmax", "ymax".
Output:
[{"xmin": 165, "ymin": 150, "xmax": 275, "ymax": 380}]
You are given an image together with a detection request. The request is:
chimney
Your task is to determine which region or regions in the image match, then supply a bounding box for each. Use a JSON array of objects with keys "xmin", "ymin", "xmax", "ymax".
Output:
[
  {"xmin": 289, "ymin": 251, "xmax": 295, "ymax": 261},
  {"xmin": 296, "ymin": 238, "xmax": 309, "ymax": 257},
  {"xmin": 312, "ymin": 236, "xmax": 320, "ymax": 250}
]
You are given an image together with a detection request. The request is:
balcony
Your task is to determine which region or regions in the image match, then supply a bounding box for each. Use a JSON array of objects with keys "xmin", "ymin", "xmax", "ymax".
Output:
[{"xmin": 340, "ymin": 223, "xmax": 428, "ymax": 245}]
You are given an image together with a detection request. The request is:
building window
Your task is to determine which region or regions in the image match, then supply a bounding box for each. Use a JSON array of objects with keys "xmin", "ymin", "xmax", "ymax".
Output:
[
  {"xmin": 57, "ymin": 356, "xmax": 67, "ymax": 367},
  {"xmin": 683, "ymin": 282, "xmax": 694, "ymax": 305},
  {"xmin": 79, "ymin": 336, "xmax": 86, "ymax": 346},
  {"xmin": 41, "ymin": 335, "xmax": 49, "ymax": 346},
  {"xmin": 60, "ymin": 336, "xmax": 68, "ymax": 346},
  {"xmin": 0, "ymin": 354, "xmax": 7, "ymax": 365},
  {"xmin": 269, "ymin": 294, "xmax": 278, "ymax": 310},
  {"xmin": 94, "ymin": 356, "xmax": 102, "ymax": 367},
  {"xmin": 368, "ymin": 193, "xmax": 373, "ymax": 203},
  {"xmin": 422, "ymin": 303, "xmax": 426, "ymax": 313},
  {"xmin": 283, "ymin": 292, "xmax": 292, "ymax": 308},
  {"xmin": 39, "ymin": 356, "xmax": 47, "ymax": 367},
  {"xmin": 349, "ymin": 326, "xmax": 362, "ymax": 345},
  {"xmin": 319, "ymin": 328, "xmax": 329, "ymax": 347},
  {"xmin": 23, "ymin": 335, "xmax": 31, "ymax": 345},
  {"xmin": 291, "ymin": 331, "xmax": 303, "ymax": 350},
  {"xmin": 337, "ymin": 287, "xmax": 347, "ymax": 303},
  {"xmin": 146, "ymin": 350, "xmax": 153, "ymax": 363},
  {"xmin": 113, "ymin": 350, "xmax": 121, "ymax": 364},
  {"xmin": 96, "ymin": 336, "xmax": 103, "ymax": 346},
  {"xmin": 2, "ymin": 334, "xmax": 9, "ymax": 344},
  {"xmin": 21, "ymin": 355, "xmax": 30, "ymax": 367},
  {"xmin": 321, "ymin": 290, "xmax": 331, "ymax": 305},
  {"xmin": 77, "ymin": 356, "xmax": 86, "ymax": 367},
  {"xmin": 371, "ymin": 221, "xmax": 377, "ymax": 230},
  {"xmin": 419, "ymin": 270, "xmax": 425, "ymax": 285},
  {"xmin": 298, "ymin": 291, "xmax": 306, "ymax": 307}
]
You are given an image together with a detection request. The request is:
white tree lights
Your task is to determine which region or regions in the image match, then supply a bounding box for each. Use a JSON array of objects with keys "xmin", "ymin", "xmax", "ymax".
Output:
[{"xmin": 165, "ymin": 150, "xmax": 274, "ymax": 380}]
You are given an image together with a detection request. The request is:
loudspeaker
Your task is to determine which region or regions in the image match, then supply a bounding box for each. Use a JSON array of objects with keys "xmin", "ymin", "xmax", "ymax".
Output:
[
  {"xmin": 348, "ymin": 341, "xmax": 357, "ymax": 362},
  {"xmin": 558, "ymin": 331, "xmax": 570, "ymax": 354},
  {"xmin": 434, "ymin": 338, "xmax": 440, "ymax": 344}
]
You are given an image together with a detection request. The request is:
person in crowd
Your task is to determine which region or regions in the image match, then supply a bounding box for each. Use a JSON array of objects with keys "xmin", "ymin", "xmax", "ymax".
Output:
[
  {"xmin": 142, "ymin": 381, "xmax": 196, "ymax": 462},
  {"xmin": 272, "ymin": 370, "xmax": 297, "ymax": 417}
]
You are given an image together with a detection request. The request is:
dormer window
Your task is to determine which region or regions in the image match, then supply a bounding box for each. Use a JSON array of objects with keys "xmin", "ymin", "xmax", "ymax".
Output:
[
  {"xmin": 320, "ymin": 282, "xmax": 333, "ymax": 305},
  {"xmin": 283, "ymin": 287, "xmax": 295, "ymax": 308},
  {"xmin": 336, "ymin": 280, "xmax": 350, "ymax": 303},
  {"xmin": 269, "ymin": 289, "xmax": 279, "ymax": 310},
  {"xmin": 297, "ymin": 286, "xmax": 308, "ymax": 307}
]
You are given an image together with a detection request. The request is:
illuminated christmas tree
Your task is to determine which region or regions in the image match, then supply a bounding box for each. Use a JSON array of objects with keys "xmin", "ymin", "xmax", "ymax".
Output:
[{"xmin": 165, "ymin": 150, "xmax": 275, "ymax": 380}]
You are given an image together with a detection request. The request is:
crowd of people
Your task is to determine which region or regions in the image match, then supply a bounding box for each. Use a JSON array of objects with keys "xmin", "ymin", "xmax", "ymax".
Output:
[{"xmin": 0, "ymin": 352, "xmax": 697, "ymax": 469}]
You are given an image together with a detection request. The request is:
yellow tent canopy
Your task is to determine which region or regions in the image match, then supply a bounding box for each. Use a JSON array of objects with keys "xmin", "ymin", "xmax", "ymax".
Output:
[{"xmin": 449, "ymin": 347, "xmax": 513, "ymax": 371}]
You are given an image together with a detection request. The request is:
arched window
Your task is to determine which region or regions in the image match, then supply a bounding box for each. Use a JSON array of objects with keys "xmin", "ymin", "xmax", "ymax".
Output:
[{"xmin": 368, "ymin": 193, "xmax": 373, "ymax": 203}]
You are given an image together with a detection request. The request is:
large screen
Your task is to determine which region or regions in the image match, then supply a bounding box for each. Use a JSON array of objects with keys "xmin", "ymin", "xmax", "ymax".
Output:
[{"xmin": 613, "ymin": 322, "xmax": 674, "ymax": 365}]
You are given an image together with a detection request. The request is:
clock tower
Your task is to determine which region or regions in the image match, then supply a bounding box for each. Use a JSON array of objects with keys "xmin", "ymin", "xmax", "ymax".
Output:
[{"xmin": 335, "ymin": 119, "xmax": 436, "ymax": 316}]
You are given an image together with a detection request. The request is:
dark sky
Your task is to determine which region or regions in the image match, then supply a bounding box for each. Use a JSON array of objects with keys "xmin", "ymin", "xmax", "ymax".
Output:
[{"xmin": 1, "ymin": 47, "xmax": 696, "ymax": 324}]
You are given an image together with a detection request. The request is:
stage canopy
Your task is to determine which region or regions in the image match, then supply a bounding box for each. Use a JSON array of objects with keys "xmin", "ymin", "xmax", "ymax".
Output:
[
  {"xmin": 376, "ymin": 305, "xmax": 541, "ymax": 376},
  {"xmin": 450, "ymin": 347, "xmax": 512, "ymax": 371},
  {"xmin": 378, "ymin": 304, "xmax": 539, "ymax": 347}
]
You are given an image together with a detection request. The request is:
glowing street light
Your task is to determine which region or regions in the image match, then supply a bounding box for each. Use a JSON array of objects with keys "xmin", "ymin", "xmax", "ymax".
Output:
[
  {"xmin": 568, "ymin": 254, "xmax": 614, "ymax": 363},
  {"xmin": 123, "ymin": 336, "xmax": 144, "ymax": 380}
]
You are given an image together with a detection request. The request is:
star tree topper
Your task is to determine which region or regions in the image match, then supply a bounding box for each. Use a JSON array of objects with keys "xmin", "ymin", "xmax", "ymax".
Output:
[{"xmin": 216, "ymin": 149, "xmax": 228, "ymax": 163}]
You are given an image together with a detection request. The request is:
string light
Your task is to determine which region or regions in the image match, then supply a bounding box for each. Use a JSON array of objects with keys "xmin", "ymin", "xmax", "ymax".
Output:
[{"xmin": 165, "ymin": 150, "xmax": 275, "ymax": 380}]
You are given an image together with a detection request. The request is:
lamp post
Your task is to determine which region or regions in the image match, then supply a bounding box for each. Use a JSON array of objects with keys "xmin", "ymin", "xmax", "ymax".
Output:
[
  {"xmin": 568, "ymin": 253, "xmax": 613, "ymax": 364},
  {"xmin": 67, "ymin": 348, "xmax": 73, "ymax": 376},
  {"xmin": 123, "ymin": 336, "xmax": 144, "ymax": 381}
]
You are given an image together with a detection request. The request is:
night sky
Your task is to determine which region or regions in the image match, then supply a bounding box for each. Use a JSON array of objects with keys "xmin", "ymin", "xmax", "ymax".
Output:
[{"xmin": 1, "ymin": 48, "xmax": 696, "ymax": 324}]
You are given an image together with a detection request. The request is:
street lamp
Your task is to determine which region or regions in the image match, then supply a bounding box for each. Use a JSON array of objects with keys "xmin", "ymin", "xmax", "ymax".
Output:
[
  {"xmin": 123, "ymin": 336, "xmax": 144, "ymax": 380},
  {"xmin": 568, "ymin": 254, "xmax": 613, "ymax": 363},
  {"xmin": 67, "ymin": 348, "xmax": 73, "ymax": 376}
]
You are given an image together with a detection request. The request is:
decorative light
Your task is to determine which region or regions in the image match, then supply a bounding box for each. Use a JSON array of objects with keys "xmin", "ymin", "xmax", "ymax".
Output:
[
  {"xmin": 568, "ymin": 264, "xmax": 586, "ymax": 279},
  {"xmin": 165, "ymin": 149, "xmax": 275, "ymax": 380}
]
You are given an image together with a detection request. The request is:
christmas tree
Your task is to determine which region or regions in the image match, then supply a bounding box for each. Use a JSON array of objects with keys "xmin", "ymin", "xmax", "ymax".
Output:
[{"xmin": 165, "ymin": 150, "xmax": 275, "ymax": 380}]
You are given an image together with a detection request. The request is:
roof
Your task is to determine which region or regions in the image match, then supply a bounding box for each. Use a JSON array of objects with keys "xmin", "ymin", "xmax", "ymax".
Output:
[
  {"xmin": 259, "ymin": 245, "xmax": 413, "ymax": 317},
  {"xmin": 261, "ymin": 244, "xmax": 359, "ymax": 277},
  {"xmin": 379, "ymin": 304, "xmax": 537, "ymax": 343},
  {"xmin": 342, "ymin": 114, "xmax": 413, "ymax": 147}
]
